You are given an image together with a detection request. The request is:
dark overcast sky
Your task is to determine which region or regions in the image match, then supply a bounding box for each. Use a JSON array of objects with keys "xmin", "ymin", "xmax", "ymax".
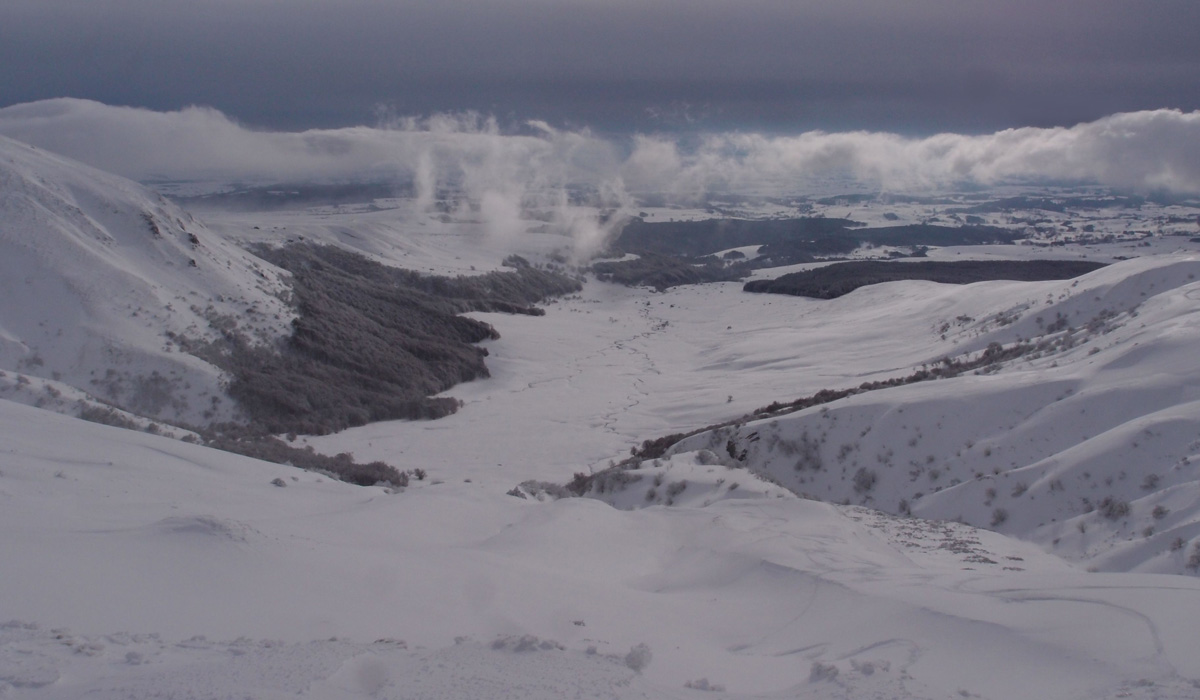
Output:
[{"xmin": 3, "ymin": 0, "xmax": 1198, "ymax": 134}]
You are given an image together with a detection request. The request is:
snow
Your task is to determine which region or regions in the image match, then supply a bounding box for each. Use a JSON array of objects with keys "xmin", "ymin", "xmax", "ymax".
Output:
[
  {"xmin": 0, "ymin": 135, "xmax": 293, "ymax": 424},
  {"xmin": 6, "ymin": 401, "xmax": 1200, "ymax": 699},
  {"xmin": 661, "ymin": 255, "xmax": 1200, "ymax": 574},
  {"xmin": 4, "ymin": 136, "xmax": 1200, "ymax": 697}
]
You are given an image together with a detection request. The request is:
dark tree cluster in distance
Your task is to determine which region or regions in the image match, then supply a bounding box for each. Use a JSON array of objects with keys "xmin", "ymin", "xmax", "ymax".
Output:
[
  {"xmin": 744, "ymin": 259, "xmax": 1106, "ymax": 299},
  {"xmin": 597, "ymin": 217, "xmax": 1025, "ymax": 290},
  {"xmin": 592, "ymin": 252, "xmax": 745, "ymax": 291}
]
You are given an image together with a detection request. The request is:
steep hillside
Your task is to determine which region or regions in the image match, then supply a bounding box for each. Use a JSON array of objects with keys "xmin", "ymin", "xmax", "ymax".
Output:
[
  {"xmin": 0, "ymin": 135, "xmax": 293, "ymax": 424},
  {"xmin": 620, "ymin": 255, "xmax": 1200, "ymax": 574}
]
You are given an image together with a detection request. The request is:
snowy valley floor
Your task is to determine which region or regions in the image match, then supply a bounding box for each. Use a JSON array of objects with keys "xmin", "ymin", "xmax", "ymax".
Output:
[
  {"xmin": 6, "ymin": 255, "xmax": 1200, "ymax": 697},
  {"xmin": 5, "ymin": 186, "xmax": 1200, "ymax": 697}
]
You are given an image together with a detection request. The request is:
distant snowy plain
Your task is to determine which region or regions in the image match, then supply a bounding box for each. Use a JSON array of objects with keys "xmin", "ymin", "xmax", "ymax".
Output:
[{"xmin": 3, "ymin": 133, "xmax": 1200, "ymax": 698}]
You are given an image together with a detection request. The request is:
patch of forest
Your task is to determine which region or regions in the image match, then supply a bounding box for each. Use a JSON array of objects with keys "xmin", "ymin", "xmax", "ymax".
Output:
[
  {"xmin": 202, "ymin": 244, "xmax": 581, "ymax": 437},
  {"xmin": 744, "ymin": 259, "xmax": 1106, "ymax": 299},
  {"xmin": 592, "ymin": 253, "xmax": 746, "ymax": 291},
  {"xmin": 614, "ymin": 217, "xmax": 861, "ymax": 257},
  {"xmin": 813, "ymin": 193, "xmax": 944, "ymax": 206},
  {"xmin": 596, "ymin": 218, "xmax": 1025, "ymax": 290},
  {"xmin": 174, "ymin": 182, "xmax": 408, "ymax": 211}
]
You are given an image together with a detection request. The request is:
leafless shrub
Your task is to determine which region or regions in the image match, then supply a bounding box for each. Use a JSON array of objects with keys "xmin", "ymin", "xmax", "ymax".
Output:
[
  {"xmin": 809, "ymin": 662, "xmax": 839, "ymax": 683},
  {"xmin": 76, "ymin": 403, "xmax": 141, "ymax": 430},
  {"xmin": 1098, "ymin": 496, "xmax": 1130, "ymax": 520},
  {"xmin": 625, "ymin": 643, "xmax": 653, "ymax": 672},
  {"xmin": 853, "ymin": 468, "xmax": 877, "ymax": 494},
  {"xmin": 207, "ymin": 435, "xmax": 407, "ymax": 487}
]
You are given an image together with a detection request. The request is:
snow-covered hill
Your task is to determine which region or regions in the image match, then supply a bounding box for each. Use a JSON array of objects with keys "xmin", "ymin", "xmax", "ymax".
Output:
[
  {"xmin": 3, "ymin": 399, "xmax": 1200, "ymax": 699},
  {"xmin": 4, "ymin": 131, "xmax": 1200, "ymax": 696},
  {"xmin": 0, "ymin": 136, "xmax": 292, "ymax": 424},
  {"xmin": 630, "ymin": 255, "xmax": 1200, "ymax": 574}
]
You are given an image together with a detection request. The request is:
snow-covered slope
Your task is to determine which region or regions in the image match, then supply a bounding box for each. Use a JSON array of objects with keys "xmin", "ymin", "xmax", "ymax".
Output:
[
  {"xmin": 651, "ymin": 255, "xmax": 1200, "ymax": 573},
  {"xmin": 3, "ymin": 399, "xmax": 1200, "ymax": 699},
  {"xmin": 4, "ymin": 139, "xmax": 1200, "ymax": 696},
  {"xmin": 0, "ymin": 135, "xmax": 292, "ymax": 424}
]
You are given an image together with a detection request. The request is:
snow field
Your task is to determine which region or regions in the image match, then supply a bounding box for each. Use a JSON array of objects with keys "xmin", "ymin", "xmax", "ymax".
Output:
[
  {"xmin": 4, "ymin": 136, "xmax": 1200, "ymax": 697},
  {"xmin": 5, "ymin": 399, "xmax": 1200, "ymax": 698}
]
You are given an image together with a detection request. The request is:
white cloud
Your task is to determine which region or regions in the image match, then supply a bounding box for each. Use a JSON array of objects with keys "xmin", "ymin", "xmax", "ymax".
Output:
[
  {"xmin": 0, "ymin": 99, "xmax": 635, "ymax": 258},
  {"xmin": 1, "ymin": 100, "xmax": 1197, "ymax": 255},
  {"xmin": 620, "ymin": 110, "xmax": 1200, "ymax": 197}
]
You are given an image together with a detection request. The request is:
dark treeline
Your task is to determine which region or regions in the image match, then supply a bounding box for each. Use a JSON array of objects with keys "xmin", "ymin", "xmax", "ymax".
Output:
[
  {"xmin": 850, "ymin": 225, "xmax": 1022, "ymax": 247},
  {"xmin": 215, "ymin": 244, "xmax": 581, "ymax": 436},
  {"xmin": 947, "ymin": 195, "xmax": 1148, "ymax": 214},
  {"xmin": 744, "ymin": 259, "xmax": 1107, "ymax": 299},
  {"xmin": 614, "ymin": 218, "xmax": 1019, "ymax": 259},
  {"xmin": 174, "ymin": 182, "xmax": 409, "ymax": 211},
  {"xmin": 206, "ymin": 435, "xmax": 413, "ymax": 487},
  {"xmin": 592, "ymin": 252, "xmax": 745, "ymax": 291},
  {"xmin": 615, "ymin": 217, "xmax": 859, "ymax": 257},
  {"xmin": 598, "ymin": 218, "xmax": 1024, "ymax": 290}
]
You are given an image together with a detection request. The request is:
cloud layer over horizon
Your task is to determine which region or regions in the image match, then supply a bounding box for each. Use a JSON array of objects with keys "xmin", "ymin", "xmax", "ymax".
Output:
[
  {"xmin": 3, "ymin": 1, "xmax": 1198, "ymax": 134},
  {"xmin": 2, "ymin": 99, "xmax": 1199, "ymax": 202}
]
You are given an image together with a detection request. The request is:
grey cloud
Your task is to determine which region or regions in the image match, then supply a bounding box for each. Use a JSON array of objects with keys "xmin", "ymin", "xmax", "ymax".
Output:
[{"xmin": 1, "ymin": 1, "xmax": 1198, "ymax": 132}]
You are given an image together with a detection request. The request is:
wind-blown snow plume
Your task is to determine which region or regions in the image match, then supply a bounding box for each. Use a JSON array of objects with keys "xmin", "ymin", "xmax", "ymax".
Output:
[
  {"xmin": 378, "ymin": 113, "xmax": 630, "ymax": 254},
  {"xmin": 0, "ymin": 99, "xmax": 631, "ymax": 257},
  {"xmin": 1, "ymin": 99, "xmax": 1196, "ymax": 229}
]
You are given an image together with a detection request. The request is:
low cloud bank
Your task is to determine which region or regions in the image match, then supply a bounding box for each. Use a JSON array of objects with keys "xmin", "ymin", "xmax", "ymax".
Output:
[
  {"xmin": 1, "ymin": 99, "xmax": 1196, "ymax": 255},
  {"xmin": 627, "ymin": 110, "xmax": 1200, "ymax": 198},
  {"xmin": 3, "ymin": 99, "xmax": 1197, "ymax": 199},
  {"xmin": 0, "ymin": 99, "xmax": 630, "ymax": 256}
]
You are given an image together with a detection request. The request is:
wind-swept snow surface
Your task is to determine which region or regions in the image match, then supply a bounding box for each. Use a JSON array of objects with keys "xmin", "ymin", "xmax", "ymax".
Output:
[
  {"xmin": 3, "ymin": 400, "xmax": 1200, "ymax": 699},
  {"xmin": 0, "ymin": 136, "xmax": 292, "ymax": 424}
]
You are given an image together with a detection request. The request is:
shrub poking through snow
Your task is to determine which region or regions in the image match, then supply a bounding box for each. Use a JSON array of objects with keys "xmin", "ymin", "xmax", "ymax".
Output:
[
  {"xmin": 624, "ymin": 643, "xmax": 652, "ymax": 672},
  {"xmin": 206, "ymin": 435, "xmax": 407, "ymax": 487},
  {"xmin": 684, "ymin": 678, "xmax": 726, "ymax": 691},
  {"xmin": 1099, "ymin": 497, "xmax": 1131, "ymax": 520},
  {"xmin": 853, "ymin": 467, "xmax": 877, "ymax": 493},
  {"xmin": 810, "ymin": 662, "xmax": 839, "ymax": 682}
]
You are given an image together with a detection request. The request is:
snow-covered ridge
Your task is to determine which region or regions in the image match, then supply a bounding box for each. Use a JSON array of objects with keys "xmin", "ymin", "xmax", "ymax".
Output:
[
  {"xmin": 5, "ymin": 128, "xmax": 1200, "ymax": 695},
  {"xmin": 0, "ymin": 135, "xmax": 294, "ymax": 424},
  {"xmin": 642, "ymin": 256, "xmax": 1200, "ymax": 573}
]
